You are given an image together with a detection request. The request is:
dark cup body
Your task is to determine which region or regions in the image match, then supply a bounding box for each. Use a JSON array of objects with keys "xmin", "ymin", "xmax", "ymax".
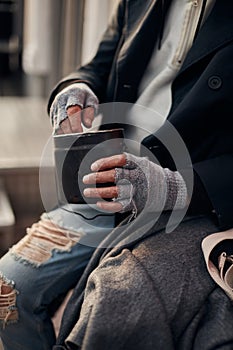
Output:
[{"xmin": 54, "ymin": 128, "xmax": 125, "ymax": 204}]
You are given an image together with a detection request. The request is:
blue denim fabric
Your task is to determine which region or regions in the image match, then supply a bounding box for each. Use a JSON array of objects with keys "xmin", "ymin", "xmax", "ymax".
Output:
[{"xmin": 0, "ymin": 205, "xmax": 115, "ymax": 350}]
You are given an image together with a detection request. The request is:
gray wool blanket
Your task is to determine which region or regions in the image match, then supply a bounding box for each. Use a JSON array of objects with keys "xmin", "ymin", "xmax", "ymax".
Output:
[{"xmin": 53, "ymin": 213, "xmax": 233, "ymax": 350}]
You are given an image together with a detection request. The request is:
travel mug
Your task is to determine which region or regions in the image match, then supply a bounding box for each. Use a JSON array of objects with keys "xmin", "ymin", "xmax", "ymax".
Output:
[{"xmin": 53, "ymin": 128, "xmax": 125, "ymax": 204}]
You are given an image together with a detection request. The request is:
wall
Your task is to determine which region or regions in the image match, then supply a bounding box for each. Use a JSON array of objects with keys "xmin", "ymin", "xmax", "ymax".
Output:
[{"xmin": 81, "ymin": 0, "xmax": 116, "ymax": 64}]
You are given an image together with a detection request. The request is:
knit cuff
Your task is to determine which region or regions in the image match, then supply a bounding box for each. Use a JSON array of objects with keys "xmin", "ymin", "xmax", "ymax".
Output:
[{"xmin": 164, "ymin": 168, "xmax": 187, "ymax": 210}]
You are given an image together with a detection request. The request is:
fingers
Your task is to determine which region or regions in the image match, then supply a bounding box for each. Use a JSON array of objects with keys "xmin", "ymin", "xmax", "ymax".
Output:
[
  {"xmin": 83, "ymin": 186, "xmax": 123, "ymax": 213},
  {"xmin": 83, "ymin": 169, "xmax": 115, "ymax": 185},
  {"xmin": 59, "ymin": 118, "xmax": 73, "ymax": 134},
  {"xmin": 67, "ymin": 105, "xmax": 83, "ymax": 133},
  {"xmin": 84, "ymin": 186, "xmax": 118, "ymax": 199},
  {"xmin": 83, "ymin": 166, "xmax": 115, "ymax": 205},
  {"xmin": 50, "ymin": 83, "xmax": 99, "ymax": 133},
  {"xmin": 83, "ymin": 156, "xmax": 135, "ymax": 213},
  {"xmin": 91, "ymin": 154, "xmax": 127, "ymax": 171},
  {"xmin": 83, "ymin": 160, "xmax": 131, "ymax": 213},
  {"xmin": 55, "ymin": 106, "xmax": 95, "ymax": 134},
  {"xmin": 82, "ymin": 107, "xmax": 95, "ymax": 128},
  {"xmin": 96, "ymin": 201, "xmax": 123, "ymax": 213},
  {"xmin": 67, "ymin": 106, "xmax": 95, "ymax": 131},
  {"xmin": 55, "ymin": 106, "xmax": 83, "ymax": 134},
  {"xmin": 83, "ymin": 168, "xmax": 121, "ymax": 212}
]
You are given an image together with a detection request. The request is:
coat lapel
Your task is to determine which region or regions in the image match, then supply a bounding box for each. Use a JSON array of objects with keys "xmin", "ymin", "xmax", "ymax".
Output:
[
  {"xmin": 178, "ymin": 0, "xmax": 233, "ymax": 76},
  {"xmin": 120, "ymin": 0, "xmax": 159, "ymax": 57},
  {"xmin": 118, "ymin": 0, "xmax": 166, "ymax": 89}
]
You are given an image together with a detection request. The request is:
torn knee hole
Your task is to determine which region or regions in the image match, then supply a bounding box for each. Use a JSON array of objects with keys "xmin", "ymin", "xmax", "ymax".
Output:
[
  {"xmin": 10, "ymin": 218, "xmax": 82, "ymax": 266},
  {"xmin": 0, "ymin": 274, "xmax": 18, "ymax": 327}
]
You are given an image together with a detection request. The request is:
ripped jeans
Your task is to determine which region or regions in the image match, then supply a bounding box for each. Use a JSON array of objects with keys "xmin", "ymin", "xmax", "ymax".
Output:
[{"xmin": 0, "ymin": 204, "xmax": 115, "ymax": 350}]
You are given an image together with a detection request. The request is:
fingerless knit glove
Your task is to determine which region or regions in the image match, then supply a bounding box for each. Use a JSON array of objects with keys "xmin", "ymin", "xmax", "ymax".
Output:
[
  {"xmin": 114, "ymin": 153, "xmax": 188, "ymax": 214},
  {"xmin": 50, "ymin": 83, "xmax": 99, "ymax": 130}
]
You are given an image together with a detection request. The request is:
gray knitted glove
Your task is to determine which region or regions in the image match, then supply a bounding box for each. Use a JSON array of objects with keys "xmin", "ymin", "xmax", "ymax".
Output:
[
  {"xmin": 114, "ymin": 153, "xmax": 187, "ymax": 214},
  {"xmin": 50, "ymin": 83, "xmax": 99, "ymax": 130}
]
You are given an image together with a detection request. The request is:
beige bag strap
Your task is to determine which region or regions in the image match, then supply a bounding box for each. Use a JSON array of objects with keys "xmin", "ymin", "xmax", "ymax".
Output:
[{"xmin": 202, "ymin": 229, "xmax": 233, "ymax": 300}]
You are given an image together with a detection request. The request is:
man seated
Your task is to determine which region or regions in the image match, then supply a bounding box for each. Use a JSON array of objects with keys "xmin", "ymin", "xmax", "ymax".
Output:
[{"xmin": 0, "ymin": 0, "xmax": 233, "ymax": 349}]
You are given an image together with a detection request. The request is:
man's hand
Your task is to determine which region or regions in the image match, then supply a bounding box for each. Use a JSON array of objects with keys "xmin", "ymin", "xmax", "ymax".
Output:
[
  {"xmin": 50, "ymin": 83, "xmax": 99, "ymax": 134},
  {"xmin": 83, "ymin": 153, "xmax": 188, "ymax": 214},
  {"xmin": 83, "ymin": 154, "xmax": 127, "ymax": 212}
]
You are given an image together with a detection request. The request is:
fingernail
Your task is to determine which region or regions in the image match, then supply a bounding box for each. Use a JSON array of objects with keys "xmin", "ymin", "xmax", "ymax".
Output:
[
  {"xmin": 96, "ymin": 201, "xmax": 103, "ymax": 209},
  {"xmin": 83, "ymin": 189, "xmax": 90, "ymax": 197},
  {"xmin": 82, "ymin": 175, "xmax": 89, "ymax": 184},
  {"xmin": 85, "ymin": 118, "xmax": 92, "ymax": 126},
  {"xmin": 91, "ymin": 162, "xmax": 98, "ymax": 171}
]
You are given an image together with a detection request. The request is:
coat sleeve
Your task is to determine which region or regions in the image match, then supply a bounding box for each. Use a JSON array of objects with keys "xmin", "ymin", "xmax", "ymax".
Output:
[
  {"xmin": 64, "ymin": 249, "xmax": 174, "ymax": 350},
  {"xmin": 47, "ymin": 0, "xmax": 126, "ymax": 112},
  {"xmin": 61, "ymin": 219, "xmax": 233, "ymax": 350},
  {"xmin": 141, "ymin": 36, "xmax": 233, "ymax": 231}
]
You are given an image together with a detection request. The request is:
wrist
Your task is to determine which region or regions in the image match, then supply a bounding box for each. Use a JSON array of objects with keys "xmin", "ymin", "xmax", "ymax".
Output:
[{"xmin": 164, "ymin": 168, "xmax": 188, "ymax": 211}]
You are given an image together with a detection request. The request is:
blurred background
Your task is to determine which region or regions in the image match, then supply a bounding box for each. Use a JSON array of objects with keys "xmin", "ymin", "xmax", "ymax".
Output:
[{"xmin": 0, "ymin": 0, "xmax": 116, "ymax": 255}]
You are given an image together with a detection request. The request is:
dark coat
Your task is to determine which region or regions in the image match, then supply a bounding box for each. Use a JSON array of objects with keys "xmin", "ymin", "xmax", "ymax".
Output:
[
  {"xmin": 49, "ymin": 2, "xmax": 233, "ymax": 349},
  {"xmin": 48, "ymin": 0, "xmax": 233, "ymax": 229}
]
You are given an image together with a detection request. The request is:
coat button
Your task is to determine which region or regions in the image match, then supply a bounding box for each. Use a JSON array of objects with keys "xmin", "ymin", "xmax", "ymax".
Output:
[
  {"xmin": 123, "ymin": 84, "xmax": 132, "ymax": 89},
  {"xmin": 208, "ymin": 76, "xmax": 222, "ymax": 90}
]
